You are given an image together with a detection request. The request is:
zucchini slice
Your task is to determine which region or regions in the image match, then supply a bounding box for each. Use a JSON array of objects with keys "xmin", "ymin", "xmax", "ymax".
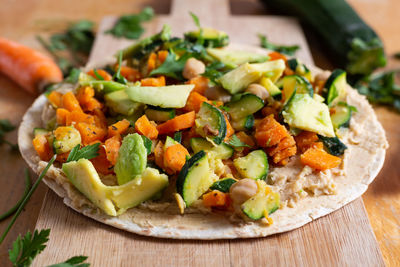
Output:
[
  {"xmin": 287, "ymin": 58, "xmax": 312, "ymax": 82},
  {"xmin": 145, "ymin": 106, "xmax": 175, "ymax": 122},
  {"xmin": 241, "ymin": 180, "xmax": 280, "ymax": 220},
  {"xmin": 231, "ymin": 115, "xmax": 255, "ymax": 131},
  {"xmin": 190, "ymin": 137, "xmax": 234, "ymax": 159},
  {"xmin": 233, "ymin": 150, "xmax": 269, "ymax": 180},
  {"xmin": 195, "ymin": 102, "xmax": 227, "ymax": 145},
  {"xmin": 53, "ymin": 126, "xmax": 81, "ymax": 154},
  {"xmin": 330, "ymin": 105, "xmax": 353, "ymax": 129},
  {"xmin": 259, "ymin": 77, "xmax": 282, "ymax": 98},
  {"xmin": 318, "ymin": 135, "xmax": 347, "ymax": 156},
  {"xmin": 176, "ymin": 151, "xmax": 216, "ymax": 206},
  {"xmin": 324, "ymin": 69, "xmax": 347, "ymax": 107},
  {"xmin": 210, "ymin": 178, "xmax": 237, "ymax": 193},
  {"xmin": 227, "ymin": 94, "xmax": 264, "ymax": 121},
  {"xmin": 282, "ymin": 75, "xmax": 313, "ymax": 103},
  {"xmin": 184, "ymin": 27, "xmax": 229, "ymax": 48}
]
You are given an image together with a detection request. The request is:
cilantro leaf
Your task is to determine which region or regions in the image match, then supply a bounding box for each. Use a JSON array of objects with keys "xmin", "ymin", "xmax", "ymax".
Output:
[
  {"xmin": 258, "ymin": 34, "xmax": 299, "ymax": 56},
  {"xmin": 64, "ymin": 68, "xmax": 81, "ymax": 84},
  {"xmin": 189, "ymin": 12, "xmax": 201, "ymax": 28},
  {"xmin": 227, "ymin": 135, "xmax": 250, "ymax": 148},
  {"xmin": 112, "ymin": 51, "xmax": 128, "ymax": 84},
  {"xmin": 106, "ymin": 7, "xmax": 154, "ymax": 39},
  {"xmin": 66, "ymin": 143, "xmax": 100, "ymax": 163},
  {"xmin": 9, "ymin": 229, "xmax": 50, "ymax": 266},
  {"xmin": 202, "ymin": 61, "xmax": 225, "ymax": 85},
  {"xmin": 150, "ymin": 51, "xmax": 191, "ymax": 80}
]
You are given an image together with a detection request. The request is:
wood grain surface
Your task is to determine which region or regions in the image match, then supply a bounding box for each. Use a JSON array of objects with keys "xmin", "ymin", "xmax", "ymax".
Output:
[{"xmin": 0, "ymin": 0, "xmax": 399, "ymax": 266}]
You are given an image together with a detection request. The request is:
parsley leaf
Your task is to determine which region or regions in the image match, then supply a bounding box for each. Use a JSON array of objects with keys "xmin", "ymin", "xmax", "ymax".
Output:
[
  {"xmin": 227, "ymin": 135, "xmax": 250, "ymax": 148},
  {"xmin": 47, "ymin": 255, "xmax": 90, "ymax": 267},
  {"xmin": 66, "ymin": 143, "xmax": 100, "ymax": 163},
  {"xmin": 202, "ymin": 61, "xmax": 225, "ymax": 85},
  {"xmin": 112, "ymin": 51, "xmax": 128, "ymax": 84},
  {"xmin": 150, "ymin": 51, "xmax": 191, "ymax": 80},
  {"xmin": 0, "ymin": 119, "xmax": 18, "ymax": 150},
  {"xmin": 189, "ymin": 12, "xmax": 201, "ymax": 28},
  {"xmin": 9, "ymin": 229, "xmax": 50, "ymax": 266},
  {"xmin": 355, "ymin": 70, "xmax": 400, "ymax": 112},
  {"xmin": 258, "ymin": 34, "xmax": 299, "ymax": 56},
  {"xmin": 106, "ymin": 7, "xmax": 154, "ymax": 39}
]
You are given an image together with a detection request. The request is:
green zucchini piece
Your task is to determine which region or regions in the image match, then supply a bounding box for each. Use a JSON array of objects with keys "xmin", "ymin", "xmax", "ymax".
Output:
[
  {"xmin": 184, "ymin": 28, "xmax": 229, "ymax": 48},
  {"xmin": 233, "ymin": 150, "xmax": 269, "ymax": 180},
  {"xmin": 231, "ymin": 115, "xmax": 255, "ymax": 131},
  {"xmin": 263, "ymin": 0, "xmax": 386, "ymax": 76},
  {"xmin": 104, "ymin": 90, "xmax": 144, "ymax": 116},
  {"xmin": 210, "ymin": 178, "xmax": 237, "ymax": 193},
  {"xmin": 176, "ymin": 151, "xmax": 216, "ymax": 206},
  {"xmin": 115, "ymin": 133, "xmax": 147, "ymax": 185},
  {"xmin": 330, "ymin": 105, "xmax": 353, "ymax": 129},
  {"xmin": 287, "ymin": 58, "xmax": 312, "ymax": 82},
  {"xmin": 145, "ymin": 106, "xmax": 176, "ymax": 122},
  {"xmin": 195, "ymin": 102, "xmax": 227, "ymax": 145},
  {"xmin": 190, "ymin": 137, "xmax": 233, "ymax": 160},
  {"xmin": 282, "ymin": 94, "xmax": 335, "ymax": 137},
  {"xmin": 173, "ymin": 131, "xmax": 182, "ymax": 143},
  {"xmin": 241, "ymin": 180, "xmax": 280, "ymax": 220},
  {"xmin": 259, "ymin": 77, "xmax": 281, "ymax": 98},
  {"xmin": 126, "ymin": 84, "xmax": 195, "ymax": 108},
  {"xmin": 318, "ymin": 135, "xmax": 347, "ymax": 156},
  {"xmin": 324, "ymin": 69, "xmax": 347, "ymax": 107},
  {"xmin": 206, "ymin": 48, "xmax": 269, "ymax": 68},
  {"xmin": 164, "ymin": 136, "xmax": 179, "ymax": 150},
  {"xmin": 227, "ymin": 94, "xmax": 264, "ymax": 121},
  {"xmin": 53, "ymin": 127, "xmax": 81, "ymax": 154},
  {"xmin": 33, "ymin": 128, "xmax": 50, "ymax": 137},
  {"xmin": 282, "ymin": 75, "xmax": 313, "ymax": 103}
]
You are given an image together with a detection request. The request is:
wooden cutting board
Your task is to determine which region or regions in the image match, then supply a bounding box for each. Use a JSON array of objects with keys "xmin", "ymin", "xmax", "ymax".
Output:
[{"xmin": 33, "ymin": 0, "xmax": 384, "ymax": 265}]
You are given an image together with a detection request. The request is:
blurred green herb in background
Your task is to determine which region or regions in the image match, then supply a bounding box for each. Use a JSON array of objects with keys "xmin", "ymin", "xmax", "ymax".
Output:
[
  {"xmin": 0, "ymin": 119, "xmax": 18, "ymax": 150},
  {"xmin": 258, "ymin": 33, "xmax": 299, "ymax": 56}
]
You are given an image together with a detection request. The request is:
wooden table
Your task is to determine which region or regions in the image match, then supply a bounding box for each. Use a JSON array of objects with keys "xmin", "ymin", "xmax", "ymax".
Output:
[{"xmin": 0, "ymin": 0, "xmax": 399, "ymax": 266}]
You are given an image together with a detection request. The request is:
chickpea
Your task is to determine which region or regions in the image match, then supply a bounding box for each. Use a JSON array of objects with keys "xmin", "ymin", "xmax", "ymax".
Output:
[
  {"xmin": 182, "ymin": 58, "xmax": 205, "ymax": 79},
  {"xmin": 229, "ymin": 178, "xmax": 258, "ymax": 204},
  {"xmin": 204, "ymin": 85, "xmax": 232, "ymax": 103},
  {"xmin": 245, "ymin": 84, "xmax": 270, "ymax": 101}
]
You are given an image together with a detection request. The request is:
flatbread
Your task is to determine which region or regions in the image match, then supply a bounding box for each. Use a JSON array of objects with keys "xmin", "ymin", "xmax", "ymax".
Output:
[{"xmin": 18, "ymin": 45, "xmax": 388, "ymax": 239}]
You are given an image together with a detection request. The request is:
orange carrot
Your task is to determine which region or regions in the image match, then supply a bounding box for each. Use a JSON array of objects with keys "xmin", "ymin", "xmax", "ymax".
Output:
[
  {"xmin": 268, "ymin": 51, "xmax": 287, "ymax": 62},
  {"xmin": 202, "ymin": 190, "xmax": 230, "ymax": 207},
  {"xmin": 75, "ymin": 86, "xmax": 102, "ymax": 112},
  {"xmin": 0, "ymin": 37, "xmax": 62, "ymax": 94},
  {"xmin": 135, "ymin": 115, "xmax": 158, "ymax": 139},
  {"xmin": 300, "ymin": 147, "xmax": 341, "ymax": 171},
  {"xmin": 119, "ymin": 66, "xmax": 141, "ymax": 82},
  {"xmin": 62, "ymin": 91, "xmax": 83, "ymax": 113},
  {"xmin": 184, "ymin": 91, "xmax": 208, "ymax": 112},
  {"xmin": 56, "ymin": 108, "xmax": 70, "ymax": 126},
  {"xmin": 47, "ymin": 91, "xmax": 63, "ymax": 108},
  {"xmin": 224, "ymin": 114, "xmax": 234, "ymax": 141},
  {"xmin": 32, "ymin": 135, "xmax": 53, "ymax": 161},
  {"xmin": 104, "ymin": 135, "xmax": 121, "ymax": 165},
  {"xmin": 90, "ymin": 143, "xmax": 113, "ymax": 175},
  {"xmin": 157, "ymin": 50, "xmax": 168, "ymax": 64},
  {"xmin": 154, "ymin": 141, "xmax": 165, "ymax": 169},
  {"xmin": 108, "ymin": 119, "xmax": 131, "ymax": 138},
  {"xmin": 185, "ymin": 76, "xmax": 209, "ymax": 95},
  {"xmin": 56, "ymin": 151, "xmax": 70, "ymax": 163},
  {"xmin": 87, "ymin": 69, "xmax": 112, "ymax": 81},
  {"xmin": 75, "ymin": 123, "xmax": 107, "ymax": 145},
  {"xmin": 147, "ymin": 52, "xmax": 157, "ymax": 73},
  {"xmin": 163, "ymin": 143, "xmax": 189, "ymax": 173},
  {"xmin": 65, "ymin": 110, "xmax": 95, "ymax": 126},
  {"xmin": 157, "ymin": 111, "xmax": 196, "ymax": 135},
  {"xmin": 92, "ymin": 108, "xmax": 107, "ymax": 128},
  {"xmin": 140, "ymin": 76, "xmax": 166, "ymax": 87},
  {"xmin": 294, "ymin": 131, "xmax": 319, "ymax": 153},
  {"xmin": 236, "ymin": 131, "xmax": 255, "ymax": 147}
]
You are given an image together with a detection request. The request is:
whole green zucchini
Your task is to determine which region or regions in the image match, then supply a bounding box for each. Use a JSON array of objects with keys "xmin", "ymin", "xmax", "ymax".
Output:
[{"xmin": 262, "ymin": 0, "xmax": 386, "ymax": 76}]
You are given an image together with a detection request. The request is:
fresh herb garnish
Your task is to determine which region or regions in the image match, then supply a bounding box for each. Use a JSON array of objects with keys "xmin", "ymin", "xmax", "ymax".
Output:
[
  {"xmin": 258, "ymin": 34, "xmax": 299, "ymax": 56},
  {"xmin": 227, "ymin": 135, "xmax": 250, "ymax": 148},
  {"xmin": 66, "ymin": 143, "xmax": 100, "ymax": 163},
  {"xmin": 0, "ymin": 155, "xmax": 56, "ymax": 245},
  {"xmin": 0, "ymin": 169, "xmax": 31, "ymax": 221},
  {"xmin": 106, "ymin": 7, "xmax": 154, "ymax": 39},
  {"xmin": 37, "ymin": 20, "xmax": 95, "ymax": 75},
  {"xmin": 355, "ymin": 70, "xmax": 400, "ymax": 112},
  {"xmin": 189, "ymin": 12, "xmax": 203, "ymax": 45},
  {"xmin": 9, "ymin": 229, "xmax": 50, "ymax": 266},
  {"xmin": 202, "ymin": 61, "xmax": 225, "ymax": 85},
  {"xmin": 0, "ymin": 119, "xmax": 18, "ymax": 150},
  {"xmin": 64, "ymin": 68, "xmax": 82, "ymax": 84},
  {"xmin": 112, "ymin": 51, "xmax": 128, "ymax": 84},
  {"xmin": 9, "ymin": 228, "xmax": 90, "ymax": 267},
  {"xmin": 93, "ymin": 69, "xmax": 104, "ymax": 80},
  {"xmin": 150, "ymin": 50, "xmax": 191, "ymax": 80}
]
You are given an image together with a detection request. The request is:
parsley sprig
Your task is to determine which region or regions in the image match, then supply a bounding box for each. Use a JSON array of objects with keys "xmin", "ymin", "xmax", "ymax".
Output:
[
  {"xmin": 227, "ymin": 135, "xmax": 250, "ymax": 148},
  {"xmin": 150, "ymin": 50, "xmax": 192, "ymax": 80},
  {"xmin": 66, "ymin": 143, "xmax": 100, "ymax": 163},
  {"xmin": 258, "ymin": 33, "xmax": 299, "ymax": 56}
]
